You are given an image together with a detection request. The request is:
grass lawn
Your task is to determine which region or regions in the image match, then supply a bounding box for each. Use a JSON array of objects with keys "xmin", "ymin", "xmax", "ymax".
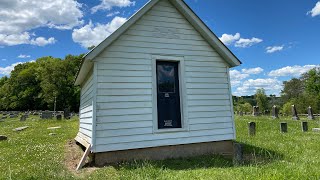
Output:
[{"xmin": 1, "ymin": 115, "xmax": 320, "ymax": 179}]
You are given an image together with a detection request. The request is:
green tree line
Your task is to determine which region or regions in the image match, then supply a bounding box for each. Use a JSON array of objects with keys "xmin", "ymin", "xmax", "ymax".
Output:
[
  {"xmin": 234, "ymin": 68, "xmax": 320, "ymax": 115},
  {"xmin": 0, "ymin": 55, "xmax": 83, "ymax": 112}
]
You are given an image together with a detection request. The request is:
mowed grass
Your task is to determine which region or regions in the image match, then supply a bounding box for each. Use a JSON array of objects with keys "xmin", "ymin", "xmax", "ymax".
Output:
[{"xmin": 0, "ymin": 115, "xmax": 320, "ymax": 179}]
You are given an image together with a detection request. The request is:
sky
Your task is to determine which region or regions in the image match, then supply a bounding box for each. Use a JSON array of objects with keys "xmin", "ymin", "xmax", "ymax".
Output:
[{"xmin": 0, "ymin": 0, "xmax": 319, "ymax": 96}]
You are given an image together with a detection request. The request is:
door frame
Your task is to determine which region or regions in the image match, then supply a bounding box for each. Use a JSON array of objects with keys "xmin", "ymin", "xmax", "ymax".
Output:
[{"xmin": 151, "ymin": 55, "xmax": 189, "ymax": 133}]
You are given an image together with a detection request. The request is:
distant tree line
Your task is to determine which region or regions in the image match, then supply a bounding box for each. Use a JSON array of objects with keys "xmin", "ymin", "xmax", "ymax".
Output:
[
  {"xmin": 0, "ymin": 55, "xmax": 83, "ymax": 112},
  {"xmin": 233, "ymin": 68, "xmax": 320, "ymax": 115}
]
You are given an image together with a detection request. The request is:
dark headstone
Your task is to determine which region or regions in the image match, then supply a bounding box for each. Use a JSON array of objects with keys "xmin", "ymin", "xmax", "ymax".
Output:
[
  {"xmin": 301, "ymin": 122, "xmax": 308, "ymax": 132},
  {"xmin": 233, "ymin": 143, "xmax": 243, "ymax": 165},
  {"xmin": 56, "ymin": 114, "xmax": 62, "ymax": 120},
  {"xmin": 248, "ymin": 122, "xmax": 256, "ymax": 136},
  {"xmin": 20, "ymin": 115, "xmax": 27, "ymax": 122},
  {"xmin": 291, "ymin": 105, "xmax": 300, "ymax": 120},
  {"xmin": 307, "ymin": 106, "xmax": 315, "ymax": 120},
  {"xmin": 239, "ymin": 111, "xmax": 243, "ymax": 116},
  {"xmin": 272, "ymin": 105, "xmax": 279, "ymax": 119},
  {"xmin": 0, "ymin": 135, "xmax": 7, "ymax": 141},
  {"xmin": 252, "ymin": 106, "xmax": 259, "ymax": 116},
  {"xmin": 280, "ymin": 122, "xmax": 287, "ymax": 133},
  {"xmin": 9, "ymin": 114, "xmax": 15, "ymax": 118},
  {"xmin": 64, "ymin": 108, "xmax": 70, "ymax": 119},
  {"xmin": 41, "ymin": 111, "xmax": 53, "ymax": 119},
  {"xmin": 1, "ymin": 116, "xmax": 7, "ymax": 119}
]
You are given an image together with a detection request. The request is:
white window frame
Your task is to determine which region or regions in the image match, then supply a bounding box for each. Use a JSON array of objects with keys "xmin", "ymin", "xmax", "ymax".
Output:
[{"xmin": 151, "ymin": 55, "xmax": 189, "ymax": 133}]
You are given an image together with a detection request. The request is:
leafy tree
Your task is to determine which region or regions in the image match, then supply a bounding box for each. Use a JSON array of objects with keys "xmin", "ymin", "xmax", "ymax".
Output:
[
  {"xmin": 281, "ymin": 78, "xmax": 304, "ymax": 102},
  {"xmin": 255, "ymin": 88, "xmax": 269, "ymax": 112}
]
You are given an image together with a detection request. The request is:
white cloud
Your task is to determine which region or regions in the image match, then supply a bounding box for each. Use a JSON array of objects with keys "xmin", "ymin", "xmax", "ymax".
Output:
[
  {"xmin": 230, "ymin": 70, "xmax": 250, "ymax": 86},
  {"xmin": 268, "ymin": 65, "xmax": 320, "ymax": 77},
  {"xmin": 0, "ymin": 62, "xmax": 23, "ymax": 76},
  {"xmin": 18, "ymin": 54, "xmax": 31, "ymax": 58},
  {"xmin": 107, "ymin": 11, "xmax": 121, "ymax": 17},
  {"xmin": 266, "ymin": 46, "xmax": 284, "ymax": 53},
  {"xmin": 72, "ymin": 16, "xmax": 127, "ymax": 48},
  {"xmin": 308, "ymin": 1, "xmax": 320, "ymax": 17},
  {"xmin": 219, "ymin": 33, "xmax": 240, "ymax": 45},
  {"xmin": 234, "ymin": 78, "xmax": 282, "ymax": 96},
  {"xmin": 1, "ymin": 59, "xmax": 6, "ymax": 61},
  {"xmin": 242, "ymin": 67, "xmax": 264, "ymax": 74},
  {"xmin": 0, "ymin": 32, "xmax": 56, "ymax": 46},
  {"xmin": 235, "ymin": 37, "xmax": 263, "ymax": 48},
  {"xmin": 0, "ymin": 0, "xmax": 82, "ymax": 46},
  {"xmin": 92, "ymin": 0, "xmax": 135, "ymax": 13}
]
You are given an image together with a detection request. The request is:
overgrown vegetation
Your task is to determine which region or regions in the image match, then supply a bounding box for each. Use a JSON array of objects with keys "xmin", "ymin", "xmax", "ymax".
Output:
[
  {"xmin": 1, "ymin": 115, "xmax": 320, "ymax": 179},
  {"xmin": 0, "ymin": 55, "xmax": 83, "ymax": 112},
  {"xmin": 234, "ymin": 68, "xmax": 320, "ymax": 114}
]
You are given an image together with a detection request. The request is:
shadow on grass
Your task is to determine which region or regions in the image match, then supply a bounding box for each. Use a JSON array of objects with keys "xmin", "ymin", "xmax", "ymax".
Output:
[{"xmin": 108, "ymin": 143, "xmax": 283, "ymax": 171}]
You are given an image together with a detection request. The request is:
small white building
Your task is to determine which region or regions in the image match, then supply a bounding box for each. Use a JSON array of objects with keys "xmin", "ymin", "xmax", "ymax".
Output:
[{"xmin": 74, "ymin": 0, "xmax": 241, "ymax": 166}]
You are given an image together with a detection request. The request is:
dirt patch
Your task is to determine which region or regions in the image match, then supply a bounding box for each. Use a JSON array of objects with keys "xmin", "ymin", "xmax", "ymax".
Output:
[{"xmin": 64, "ymin": 140, "xmax": 98, "ymax": 176}]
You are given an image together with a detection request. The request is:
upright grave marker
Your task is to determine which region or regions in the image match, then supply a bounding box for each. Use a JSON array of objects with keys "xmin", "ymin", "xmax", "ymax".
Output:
[
  {"xmin": 307, "ymin": 106, "xmax": 315, "ymax": 120},
  {"xmin": 248, "ymin": 122, "xmax": 256, "ymax": 136},
  {"xmin": 301, "ymin": 122, "xmax": 308, "ymax": 132},
  {"xmin": 291, "ymin": 105, "xmax": 300, "ymax": 120},
  {"xmin": 280, "ymin": 122, "xmax": 288, "ymax": 133},
  {"xmin": 272, "ymin": 105, "xmax": 279, "ymax": 119},
  {"xmin": 252, "ymin": 106, "xmax": 259, "ymax": 116}
]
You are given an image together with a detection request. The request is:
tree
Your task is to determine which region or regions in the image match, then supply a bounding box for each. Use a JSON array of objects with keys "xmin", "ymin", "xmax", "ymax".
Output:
[
  {"xmin": 281, "ymin": 78, "xmax": 304, "ymax": 102},
  {"xmin": 255, "ymin": 88, "xmax": 269, "ymax": 112}
]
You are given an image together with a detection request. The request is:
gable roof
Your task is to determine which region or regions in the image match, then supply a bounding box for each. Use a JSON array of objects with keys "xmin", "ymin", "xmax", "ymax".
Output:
[{"xmin": 75, "ymin": 0, "xmax": 242, "ymax": 85}]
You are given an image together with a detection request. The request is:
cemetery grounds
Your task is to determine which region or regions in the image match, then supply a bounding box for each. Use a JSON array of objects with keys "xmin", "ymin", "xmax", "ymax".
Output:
[{"xmin": 0, "ymin": 115, "xmax": 320, "ymax": 179}]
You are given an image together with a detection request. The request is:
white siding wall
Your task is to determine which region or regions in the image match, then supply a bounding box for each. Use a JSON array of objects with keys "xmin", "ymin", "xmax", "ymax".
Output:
[
  {"xmin": 94, "ymin": 0, "xmax": 234, "ymax": 152},
  {"xmin": 79, "ymin": 69, "xmax": 94, "ymax": 143}
]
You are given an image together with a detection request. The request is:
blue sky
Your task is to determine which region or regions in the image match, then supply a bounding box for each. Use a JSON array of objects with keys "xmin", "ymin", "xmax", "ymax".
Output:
[{"xmin": 0, "ymin": 0, "xmax": 319, "ymax": 96}]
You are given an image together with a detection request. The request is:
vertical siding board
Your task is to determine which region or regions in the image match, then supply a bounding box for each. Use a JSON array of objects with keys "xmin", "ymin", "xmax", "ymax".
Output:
[{"xmin": 93, "ymin": 0, "xmax": 235, "ymax": 152}]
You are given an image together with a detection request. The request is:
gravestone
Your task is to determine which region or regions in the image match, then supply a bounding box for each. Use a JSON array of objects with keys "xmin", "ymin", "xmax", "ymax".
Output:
[
  {"xmin": 301, "ymin": 122, "xmax": 308, "ymax": 132},
  {"xmin": 307, "ymin": 106, "xmax": 315, "ymax": 120},
  {"xmin": 56, "ymin": 114, "xmax": 62, "ymax": 120},
  {"xmin": 20, "ymin": 115, "xmax": 27, "ymax": 121},
  {"xmin": 291, "ymin": 105, "xmax": 300, "ymax": 120},
  {"xmin": 9, "ymin": 114, "xmax": 15, "ymax": 118},
  {"xmin": 2, "ymin": 116, "xmax": 7, "ymax": 119},
  {"xmin": 272, "ymin": 105, "xmax": 279, "ymax": 119},
  {"xmin": 280, "ymin": 122, "xmax": 288, "ymax": 133},
  {"xmin": 64, "ymin": 108, "xmax": 70, "ymax": 119},
  {"xmin": 0, "ymin": 135, "xmax": 7, "ymax": 141},
  {"xmin": 248, "ymin": 122, "xmax": 256, "ymax": 136},
  {"xmin": 41, "ymin": 111, "xmax": 53, "ymax": 119},
  {"xmin": 239, "ymin": 111, "xmax": 243, "ymax": 116},
  {"xmin": 252, "ymin": 106, "xmax": 259, "ymax": 116}
]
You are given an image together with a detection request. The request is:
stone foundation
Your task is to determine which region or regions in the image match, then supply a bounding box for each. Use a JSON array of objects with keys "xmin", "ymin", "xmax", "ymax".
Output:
[{"xmin": 94, "ymin": 140, "xmax": 234, "ymax": 166}]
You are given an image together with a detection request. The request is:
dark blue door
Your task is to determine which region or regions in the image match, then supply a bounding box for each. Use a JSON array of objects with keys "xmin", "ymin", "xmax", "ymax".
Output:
[{"xmin": 156, "ymin": 61, "xmax": 182, "ymax": 129}]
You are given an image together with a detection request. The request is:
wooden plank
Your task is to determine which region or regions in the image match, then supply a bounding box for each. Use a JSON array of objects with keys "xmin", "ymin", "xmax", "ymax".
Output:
[
  {"xmin": 76, "ymin": 145, "xmax": 91, "ymax": 171},
  {"xmin": 97, "ymin": 82, "xmax": 152, "ymax": 89},
  {"xmin": 188, "ymin": 105, "xmax": 230, "ymax": 112},
  {"xmin": 97, "ymin": 76, "xmax": 152, "ymax": 83},
  {"xmin": 97, "ymin": 63, "xmax": 152, "ymax": 71},
  {"xmin": 97, "ymin": 58, "xmax": 151, "ymax": 65},
  {"xmin": 186, "ymin": 83, "xmax": 228, "ymax": 88},
  {"xmin": 186, "ymin": 77, "xmax": 228, "ymax": 83},
  {"xmin": 190, "ymin": 122, "xmax": 234, "ymax": 131},
  {"xmin": 96, "ymin": 95, "xmax": 152, "ymax": 103},
  {"xmin": 188, "ymin": 111, "xmax": 232, "ymax": 118},
  {"xmin": 97, "ymin": 70, "xmax": 151, "ymax": 77},
  {"xmin": 97, "ymin": 114, "xmax": 152, "ymax": 123},
  {"xmin": 98, "ymin": 101, "xmax": 152, "ymax": 109},
  {"xmin": 187, "ymin": 88, "xmax": 229, "ymax": 95},
  {"xmin": 185, "ymin": 66, "xmax": 227, "ymax": 73},
  {"xmin": 97, "ymin": 108, "xmax": 152, "ymax": 116},
  {"xmin": 188, "ymin": 100, "xmax": 231, "ymax": 106},
  {"xmin": 189, "ymin": 117, "xmax": 233, "ymax": 124},
  {"xmin": 97, "ymin": 89, "xmax": 152, "ymax": 96},
  {"xmin": 96, "ymin": 127, "xmax": 153, "ymax": 138},
  {"xmin": 185, "ymin": 61, "xmax": 226, "ymax": 67},
  {"xmin": 96, "ymin": 120, "xmax": 153, "ymax": 130},
  {"xmin": 187, "ymin": 94, "xmax": 230, "ymax": 100}
]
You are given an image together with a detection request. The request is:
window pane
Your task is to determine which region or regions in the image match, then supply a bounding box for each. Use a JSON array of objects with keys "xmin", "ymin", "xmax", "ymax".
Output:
[{"xmin": 157, "ymin": 64, "xmax": 175, "ymax": 93}]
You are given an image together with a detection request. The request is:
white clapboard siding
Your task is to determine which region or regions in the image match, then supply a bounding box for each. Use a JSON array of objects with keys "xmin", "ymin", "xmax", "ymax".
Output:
[
  {"xmin": 95, "ymin": 134, "xmax": 234, "ymax": 152},
  {"xmin": 94, "ymin": 0, "xmax": 234, "ymax": 153},
  {"xmin": 79, "ymin": 70, "xmax": 94, "ymax": 143}
]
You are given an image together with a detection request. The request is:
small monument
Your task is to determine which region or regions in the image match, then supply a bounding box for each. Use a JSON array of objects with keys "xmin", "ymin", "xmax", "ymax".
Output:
[
  {"xmin": 56, "ymin": 114, "xmax": 62, "ymax": 120},
  {"xmin": 307, "ymin": 106, "xmax": 315, "ymax": 120},
  {"xmin": 20, "ymin": 115, "xmax": 27, "ymax": 121},
  {"xmin": 239, "ymin": 111, "xmax": 243, "ymax": 116},
  {"xmin": 41, "ymin": 111, "xmax": 53, "ymax": 119},
  {"xmin": 291, "ymin": 105, "xmax": 300, "ymax": 120},
  {"xmin": 271, "ymin": 105, "xmax": 279, "ymax": 119},
  {"xmin": 64, "ymin": 108, "xmax": 70, "ymax": 119},
  {"xmin": 252, "ymin": 106, "xmax": 259, "ymax": 116}
]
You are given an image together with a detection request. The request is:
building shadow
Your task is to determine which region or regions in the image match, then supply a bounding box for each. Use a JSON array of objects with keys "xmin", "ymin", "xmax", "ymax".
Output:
[{"xmin": 109, "ymin": 142, "xmax": 283, "ymax": 171}]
